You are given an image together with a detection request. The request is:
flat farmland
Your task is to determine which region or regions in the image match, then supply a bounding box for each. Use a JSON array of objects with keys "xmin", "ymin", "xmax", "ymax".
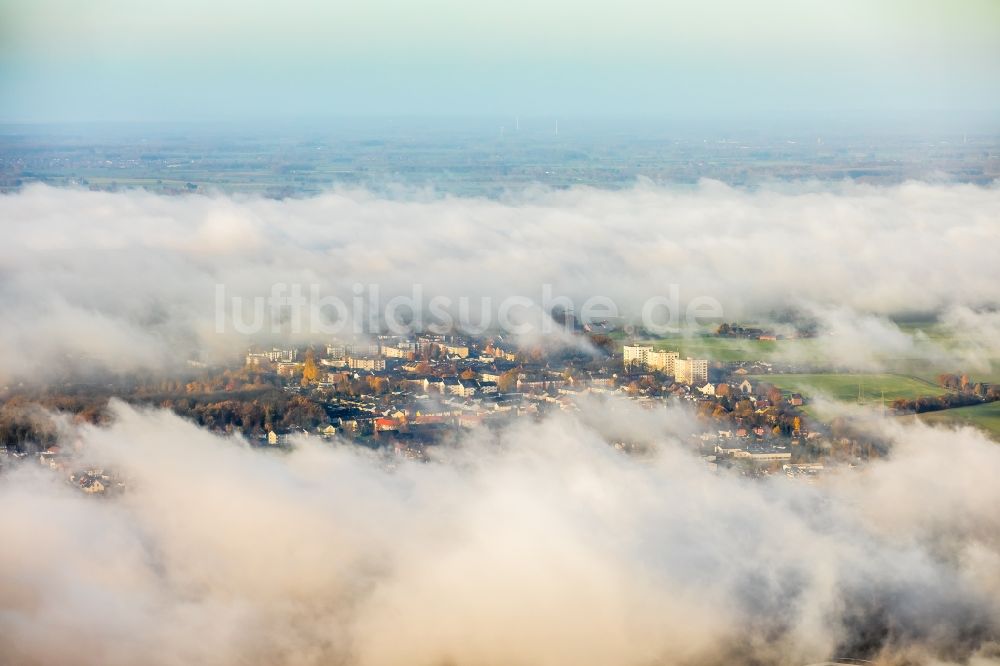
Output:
[
  {"xmin": 907, "ymin": 401, "xmax": 1000, "ymax": 441},
  {"xmin": 747, "ymin": 373, "xmax": 949, "ymax": 403},
  {"xmin": 646, "ymin": 336, "xmax": 820, "ymax": 363}
]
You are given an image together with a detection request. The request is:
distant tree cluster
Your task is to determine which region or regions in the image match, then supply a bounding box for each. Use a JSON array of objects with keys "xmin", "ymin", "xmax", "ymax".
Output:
[
  {"xmin": 716, "ymin": 323, "xmax": 766, "ymax": 338},
  {"xmin": 586, "ymin": 334, "xmax": 616, "ymax": 354},
  {"xmin": 0, "ymin": 362, "xmax": 339, "ymax": 449},
  {"xmin": 893, "ymin": 391, "xmax": 998, "ymax": 415},
  {"xmin": 937, "ymin": 373, "xmax": 970, "ymax": 390},
  {"xmin": 0, "ymin": 403, "xmax": 59, "ymax": 453},
  {"xmin": 153, "ymin": 391, "xmax": 326, "ymax": 434}
]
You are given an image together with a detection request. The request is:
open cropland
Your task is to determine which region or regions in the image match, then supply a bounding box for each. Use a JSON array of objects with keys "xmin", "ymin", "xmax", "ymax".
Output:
[
  {"xmin": 645, "ymin": 334, "xmax": 941, "ymax": 370},
  {"xmin": 647, "ymin": 335, "xmax": 817, "ymax": 363},
  {"xmin": 635, "ymin": 319, "xmax": 1000, "ymax": 380},
  {"xmin": 747, "ymin": 373, "xmax": 950, "ymax": 403},
  {"xmin": 752, "ymin": 371, "xmax": 1000, "ymax": 441},
  {"xmin": 905, "ymin": 402, "xmax": 1000, "ymax": 441}
]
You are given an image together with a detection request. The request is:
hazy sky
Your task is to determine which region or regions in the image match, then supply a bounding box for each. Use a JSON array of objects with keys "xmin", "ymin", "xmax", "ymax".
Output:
[{"xmin": 1, "ymin": 0, "xmax": 999, "ymax": 123}]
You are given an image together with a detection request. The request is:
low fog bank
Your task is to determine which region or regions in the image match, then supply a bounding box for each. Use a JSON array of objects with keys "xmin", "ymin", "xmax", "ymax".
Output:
[
  {"xmin": 1, "ymin": 399, "xmax": 1000, "ymax": 665},
  {"xmin": 0, "ymin": 180, "xmax": 998, "ymax": 380}
]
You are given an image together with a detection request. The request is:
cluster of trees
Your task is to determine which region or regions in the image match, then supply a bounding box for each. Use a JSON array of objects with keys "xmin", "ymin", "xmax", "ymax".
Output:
[
  {"xmin": 716, "ymin": 323, "xmax": 766, "ymax": 339},
  {"xmin": 586, "ymin": 334, "xmax": 616, "ymax": 355},
  {"xmin": 0, "ymin": 362, "xmax": 340, "ymax": 449},
  {"xmin": 154, "ymin": 368, "xmax": 282, "ymax": 395},
  {"xmin": 157, "ymin": 392, "xmax": 327, "ymax": 434},
  {"xmin": 316, "ymin": 374, "xmax": 394, "ymax": 398},
  {"xmin": 0, "ymin": 403, "xmax": 60, "ymax": 452},
  {"xmin": 892, "ymin": 390, "xmax": 998, "ymax": 415},
  {"xmin": 0, "ymin": 393, "xmax": 110, "ymax": 452},
  {"xmin": 935, "ymin": 373, "xmax": 996, "ymax": 397},
  {"xmin": 716, "ymin": 319, "xmax": 817, "ymax": 339},
  {"xmin": 888, "ymin": 372, "xmax": 1000, "ymax": 414},
  {"xmin": 937, "ymin": 373, "xmax": 971, "ymax": 390}
]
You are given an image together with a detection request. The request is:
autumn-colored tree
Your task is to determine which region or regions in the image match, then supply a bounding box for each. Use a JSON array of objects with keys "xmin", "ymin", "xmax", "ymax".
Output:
[
  {"xmin": 460, "ymin": 368, "xmax": 477, "ymax": 380},
  {"xmin": 367, "ymin": 376, "xmax": 388, "ymax": 394},
  {"xmin": 588, "ymin": 334, "xmax": 614, "ymax": 353},
  {"xmin": 937, "ymin": 373, "xmax": 961, "ymax": 389},
  {"xmin": 498, "ymin": 369, "xmax": 519, "ymax": 393},
  {"xmin": 301, "ymin": 350, "xmax": 319, "ymax": 386}
]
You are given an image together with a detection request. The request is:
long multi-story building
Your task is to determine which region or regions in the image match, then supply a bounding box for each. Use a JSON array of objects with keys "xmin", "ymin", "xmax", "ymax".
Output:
[
  {"xmin": 441, "ymin": 343, "xmax": 470, "ymax": 358},
  {"xmin": 623, "ymin": 345, "xmax": 678, "ymax": 373},
  {"xmin": 675, "ymin": 357, "xmax": 708, "ymax": 386},
  {"xmin": 381, "ymin": 345, "xmax": 411, "ymax": 359},
  {"xmin": 348, "ymin": 342, "xmax": 381, "ymax": 357},
  {"xmin": 246, "ymin": 347, "xmax": 298, "ymax": 366},
  {"xmin": 647, "ymin": 349, "xmax": 678, "ymax": 374},
  {"xmin": 623, "ymin": 344, "xmax": 651, "ymax": 368},
  {"xmin": 346, "ymin": 356, "xmax": 386, "ymax": 371}
]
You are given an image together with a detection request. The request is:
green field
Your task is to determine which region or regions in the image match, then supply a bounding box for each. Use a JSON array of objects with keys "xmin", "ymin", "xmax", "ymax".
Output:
[
  {"xmin": 752, "ymin": 372, "xmax": 1000, "ymax": 441},
  {"xmin": 907, "ymin": 402, "xmax": 1000, "ymax": 441},
  {"xmin": 647, "ymin": 336, "xmax": 818, "ymax": 363},
  {"xmin": 748, "ymin": 373, "xmax": 949, "ymax": 403},
  {"xmin": 630, "ymin": 329, "xmax": 1000, "ymax": 381}
]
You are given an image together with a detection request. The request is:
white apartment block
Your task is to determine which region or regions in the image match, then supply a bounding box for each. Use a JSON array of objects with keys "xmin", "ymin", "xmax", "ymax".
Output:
[
  {"xmin": 623, "ymin": 344, "xmax": 652, "ymax": 368},
  {"xmin": 623, "ymin": 345, "xmax": 678, "ymax": 373},
  {"xmin": 347, "ymin": 342, "xmax": 381, "ymax": 357},
  {"xmin": 346, "ymin": 356, "xmax": 386, "ymax": 371},
  {"xmin": 675, "ymin": 357, "xmax": 709, "ymax": 386},
  {"xmin": 246, "ymin": 347, "xmax": 298, "ymax": 366},
  {"xmin": 647, "ymin": 349, "xmax": 678, "ymax": 374},
  {"xmin": 381, "ymin": 345, "xmax": 410, "ymax": 359},
  {"xmin": 441, "ymin": 344, "xmax": 470, "ymax": 358}
]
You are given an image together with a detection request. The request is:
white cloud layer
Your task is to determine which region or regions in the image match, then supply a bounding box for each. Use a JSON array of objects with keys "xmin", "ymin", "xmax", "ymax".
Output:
[
  {"xmin": 2, "ymin": 400, "xmax": 1000, "ymax": 665},
  {"xmin": 3, "ymin": 179, "xmax": 1000, "ymax": 663},
  {"xmin": 0, "ymin": 180, "xmax": 998, "ymax": 378}
]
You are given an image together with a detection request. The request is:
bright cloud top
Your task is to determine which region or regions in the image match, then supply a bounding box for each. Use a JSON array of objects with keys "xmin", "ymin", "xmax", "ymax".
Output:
[
  {"xmin": 0, "ymin": 180, "xmax": 998, "ymax": 379},
  {"xmin": 2, "ymin": 400, "xmax": 1000, "ymax": 665}
]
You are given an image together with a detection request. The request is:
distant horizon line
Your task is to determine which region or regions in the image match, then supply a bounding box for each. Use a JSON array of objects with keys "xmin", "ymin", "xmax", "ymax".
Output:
[{"xmin": 1, "ymin": 114, "xmax": 998, "ymax": 138}]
